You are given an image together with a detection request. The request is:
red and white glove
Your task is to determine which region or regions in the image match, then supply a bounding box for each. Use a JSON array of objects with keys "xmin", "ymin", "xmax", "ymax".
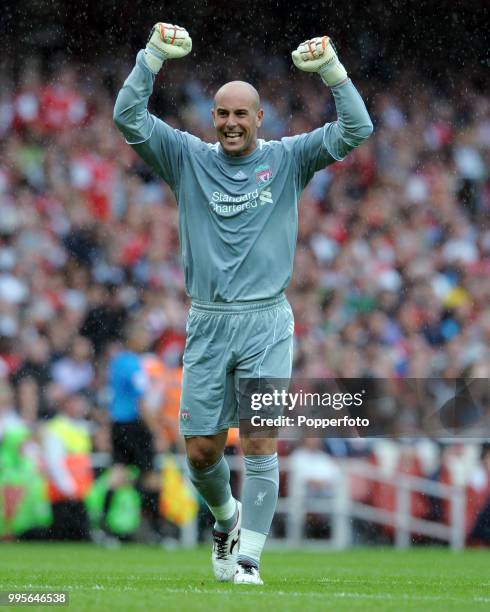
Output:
[
  {"xmin": 144, "ymin": 22, "xmax": 192, "ymax": 73},
  {"xmin": 292, "ymin": 36, "xmax": 348, "ymax": 87}
]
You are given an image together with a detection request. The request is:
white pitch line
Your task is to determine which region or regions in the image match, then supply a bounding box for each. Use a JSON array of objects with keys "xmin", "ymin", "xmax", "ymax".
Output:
[
  {"xmin": 333, "ymin": 592, "xmax": 490, "ymax": 603},
  {"xmin": 163, "ymin": 588, "xmax": 490, "ymax": 603}
]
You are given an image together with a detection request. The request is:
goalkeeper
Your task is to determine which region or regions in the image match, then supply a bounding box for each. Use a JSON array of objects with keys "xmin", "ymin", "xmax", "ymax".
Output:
[{"xmin": 114, "ymin": 23, "xmax": 372, "ymax": 585}]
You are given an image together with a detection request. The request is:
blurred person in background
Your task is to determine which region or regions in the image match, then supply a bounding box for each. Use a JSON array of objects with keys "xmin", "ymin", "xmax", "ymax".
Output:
[
  {"xmin": 41, "ymin": 392, "xmax": 93, "ymax": 540},
  {"xmin": 289, "ymin": 437, "xmax": 341, "ymax": 538},
  {"xmin": 11, "ymin": 335, "xmax": 53, "ymax": 423},
  {"xmin": 106, "ymin": 319, "xmax": 165, "ymax": 541},
  {"xmin": 51, "ymin": 335, "xmax": 95, "ymax": 395},
  {"xmin": 142, "ymin": 353, "xmax": 183, "ymax": 453},
  {"xmin": 468, "ymin": 444, "xmax": 490, "ymax": 544},
  {"xmin": 80, "ymin": 283, "xmax": 128, "ymax": 355},
  {"xmin": 0, "ymin": 380, "xmax": 23, "ymax": 439},
  {"xmin": 0, "ymin": 380, "xmax": 51, "ymax": 540}
]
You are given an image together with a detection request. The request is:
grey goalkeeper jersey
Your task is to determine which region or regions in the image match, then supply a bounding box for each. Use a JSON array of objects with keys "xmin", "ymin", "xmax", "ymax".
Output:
[{"xmin": 114, "ymin": 50, "xmax": 373, "ymax": 302}]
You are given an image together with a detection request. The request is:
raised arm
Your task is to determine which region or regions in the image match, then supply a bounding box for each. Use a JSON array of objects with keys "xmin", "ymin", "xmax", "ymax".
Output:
[
  {"xmin": 288, "ymin": 36, "xmax": 373, "ymax": 186},
  {"xmin": 325, "ymin": 77, "xmax": 374, "ymax": 161},
  {"xmin": 113, "ymin": 23, "xmax": 192, "ymax": 189},
  {"xmin": 113, "ymin": 51, "xmax": 160, "ymax": 145}
]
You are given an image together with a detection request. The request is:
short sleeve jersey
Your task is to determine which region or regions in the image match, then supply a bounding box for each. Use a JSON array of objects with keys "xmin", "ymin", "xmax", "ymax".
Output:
[{"xmin": 108, "ymin": 351, "xmax": 148, "ymax": 423}]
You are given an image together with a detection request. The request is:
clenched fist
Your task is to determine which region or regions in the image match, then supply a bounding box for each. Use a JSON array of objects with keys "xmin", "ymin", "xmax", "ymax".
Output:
[
  {"xmin": 292, "ymin": 36, "xmax": 347, "ymax": 87},
  {"xmin": 144, "ymin": 22, "xmax": 192, "ymax": 73}
]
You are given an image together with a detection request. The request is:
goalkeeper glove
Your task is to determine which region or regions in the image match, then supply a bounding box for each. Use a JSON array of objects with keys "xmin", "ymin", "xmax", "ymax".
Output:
[
  {"xmin": 291, "ymin": 36, "xmax": 347, "ymax": 87},
  {"xmin": 144, "ymin": 22, "xmax": 192, "ymax": 73}
]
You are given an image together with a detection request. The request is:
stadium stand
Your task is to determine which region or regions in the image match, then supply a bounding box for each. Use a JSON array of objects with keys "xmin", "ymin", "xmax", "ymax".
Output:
[{"xmin": 0, "ymin": 1, "xmax": 488, "ymax": 544}]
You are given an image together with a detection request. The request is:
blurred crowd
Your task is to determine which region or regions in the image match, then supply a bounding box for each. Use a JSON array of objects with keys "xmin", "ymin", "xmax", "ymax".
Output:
[{"xmin": 0, "ymin": 49, "xmax": 489, "ymax": 542}]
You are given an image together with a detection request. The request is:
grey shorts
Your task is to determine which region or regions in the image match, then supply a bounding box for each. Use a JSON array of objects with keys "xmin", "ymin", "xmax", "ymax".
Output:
[{"xmin": 180, "ymin": 294, "xmax": 294, "ymax": 436}]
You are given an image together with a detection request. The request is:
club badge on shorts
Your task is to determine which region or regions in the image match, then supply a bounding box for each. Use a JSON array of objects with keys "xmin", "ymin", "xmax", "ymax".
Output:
[
  {"xmin": 180, "ymin": 409, "xmax": 190, "ymax": 421},
  {"xmin": 255, "ymin": 164, "xmax": 273, "ymax": 186}
]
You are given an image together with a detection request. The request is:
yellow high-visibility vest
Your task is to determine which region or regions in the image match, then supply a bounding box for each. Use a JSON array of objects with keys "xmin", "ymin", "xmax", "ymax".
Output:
[{"xmin": 47, "ymin": 416, "xmax": 91, "ymax": 453}]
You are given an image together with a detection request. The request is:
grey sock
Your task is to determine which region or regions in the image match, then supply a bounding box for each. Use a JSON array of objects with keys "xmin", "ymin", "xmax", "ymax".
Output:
[
  {"xmin": 238, "ymin": 453, "xmax": 279, "ymax": 567},
  {"xmin": 187, "ymin": 455, "xmax": 237, "ymax": 532}
]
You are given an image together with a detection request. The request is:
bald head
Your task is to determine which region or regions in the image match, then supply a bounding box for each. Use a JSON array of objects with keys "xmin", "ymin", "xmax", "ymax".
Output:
[
  {"xmin": 214, "ymin": 81, "xmax": 260, "ymax": 112},
  {"xmin": 212, "ymin": 81, "xmax": 264, "ymax": 157}
]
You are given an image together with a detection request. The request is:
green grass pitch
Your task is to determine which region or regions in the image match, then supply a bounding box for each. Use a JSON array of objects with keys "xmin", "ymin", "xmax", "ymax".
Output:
[{"xmin": 0, "ymin": 544, "xmax": 488, "ymax": 611}]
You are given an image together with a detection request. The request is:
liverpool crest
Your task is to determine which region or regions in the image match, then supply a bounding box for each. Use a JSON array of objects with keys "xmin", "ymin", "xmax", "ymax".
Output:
[{"xmin": 255, "ymin": 164, "xmax": 273, "ymax": 185}]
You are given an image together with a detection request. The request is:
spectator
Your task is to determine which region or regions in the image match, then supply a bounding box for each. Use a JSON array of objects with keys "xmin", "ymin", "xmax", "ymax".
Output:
[
  {"xmin": 51, "ymin": 335, "xmax": 94, "ymax": 395},
  {"xmin": 80, "ymin": 284, "xmax": 128, "ymax": 355},
  {"xmin": 0, "ymin": 380, "xmax": 23, "ymax": 439},
  {"xmin": 11, "ymin": 336, "xmax": 53, "ymax": 422},
  {"xmin": 468, "ymin": 444, "xmax": 490, "ymax": 544}
]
